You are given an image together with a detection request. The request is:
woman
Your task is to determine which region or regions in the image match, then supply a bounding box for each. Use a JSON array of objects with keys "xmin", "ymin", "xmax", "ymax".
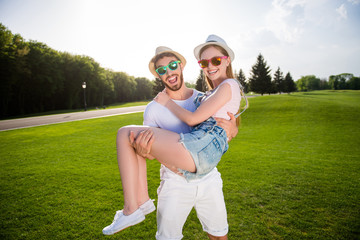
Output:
[{"xmin": 103, "ymin": 35, "xmax": 246, "ymax": 235}]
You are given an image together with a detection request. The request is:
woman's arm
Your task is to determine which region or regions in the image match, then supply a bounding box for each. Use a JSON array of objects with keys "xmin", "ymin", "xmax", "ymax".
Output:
[{"xmin": 155, "ymin": 83, "xmax": 232, "ymax": 126}]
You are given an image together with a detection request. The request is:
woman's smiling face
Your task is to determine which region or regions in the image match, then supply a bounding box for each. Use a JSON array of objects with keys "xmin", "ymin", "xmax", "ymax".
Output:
[{"xmin": 200, "ymin": 46, "xmax": 230, "ymax": 83}]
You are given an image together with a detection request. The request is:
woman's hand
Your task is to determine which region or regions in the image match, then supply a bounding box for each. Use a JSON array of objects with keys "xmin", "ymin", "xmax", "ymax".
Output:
[{"xmin": 154, "ymin": 89, "xmax": 171, "ymax": 106}]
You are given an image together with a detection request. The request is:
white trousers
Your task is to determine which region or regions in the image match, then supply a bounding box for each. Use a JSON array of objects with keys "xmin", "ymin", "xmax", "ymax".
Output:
[{"xmin": 155, "ymin": 169, "xmax": 228, "ymax": 240}]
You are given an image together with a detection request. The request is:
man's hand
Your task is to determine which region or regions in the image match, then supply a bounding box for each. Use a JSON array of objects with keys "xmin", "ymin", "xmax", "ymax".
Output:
[
  {"xmin": 215, "ymin": 112, "xmax": 238, "ymax": 142},
  {"xmin": 129, "ymin": 129, "xmax": 155, "ymax": 159}
]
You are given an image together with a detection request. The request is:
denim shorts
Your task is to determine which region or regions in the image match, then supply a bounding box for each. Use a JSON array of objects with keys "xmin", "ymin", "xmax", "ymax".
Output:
[{"xmin": 178, "ymin": 117, "xmax": 228, "ymax": 181}]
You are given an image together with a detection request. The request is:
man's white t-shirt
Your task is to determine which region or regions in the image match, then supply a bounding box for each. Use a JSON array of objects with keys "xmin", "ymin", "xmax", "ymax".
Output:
[
  {"xmin": 143, "ymin": 89, "xmax": 219, "ymax": 182},
  {"xmin": 143, "ymin": 90, "xmax": 198, "ymax": 134}
]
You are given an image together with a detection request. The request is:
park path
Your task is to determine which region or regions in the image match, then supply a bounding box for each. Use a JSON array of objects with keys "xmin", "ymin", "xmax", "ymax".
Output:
[
  {"xmin": 0, "ymin": 105, "xmax": 146, "ymax": 131},
  {"xmin": 0, "ymin": 95, "xmax": 257, "ymax": 132}
]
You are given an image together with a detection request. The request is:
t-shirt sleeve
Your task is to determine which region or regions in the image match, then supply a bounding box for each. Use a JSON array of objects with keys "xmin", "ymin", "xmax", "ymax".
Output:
[
  {"xmin": 143, "ymin": 102, "xmax": 159, "ymax": 127},
  {"xmin": 225, "ymin": 78, "xmax": 240, "ymax": 89}
]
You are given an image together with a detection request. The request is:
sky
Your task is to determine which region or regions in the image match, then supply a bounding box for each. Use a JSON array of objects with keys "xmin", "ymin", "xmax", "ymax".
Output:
[{"xmin": 0, "ymin": 0, "xmax": 359, "ymax": 83}]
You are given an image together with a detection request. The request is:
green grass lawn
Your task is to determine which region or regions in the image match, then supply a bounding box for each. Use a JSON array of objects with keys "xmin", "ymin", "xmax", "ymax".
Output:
[{"xmin": 0, "ymin": 91, "xmax": 359, "ymax": 239}]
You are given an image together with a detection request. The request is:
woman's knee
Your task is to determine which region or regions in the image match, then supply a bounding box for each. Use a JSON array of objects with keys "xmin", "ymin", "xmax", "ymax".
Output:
[
  {"xmin": 118, "ymin": 126, "xmax": 128, "ymax": 136},
  {"xmin": 117, "ymin": 125, "xmax": 146, "ymax": 144},
  {"xmin": 117, "ymin": 126, "xmax": 132, "ymax": 144}
]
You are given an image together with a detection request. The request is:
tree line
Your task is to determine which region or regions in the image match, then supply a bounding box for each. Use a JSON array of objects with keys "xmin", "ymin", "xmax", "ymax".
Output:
[
  {"xmin": 1, "ymin": 23, "xmax": 359, "ymax": 117},
  {"xmin": 0, "ymin": 23, "xmax": 153, "ymax": 117},
  {"xmin": 194, "ymin": 53, "xmax": 297, "ymax": 95},
  {"xmin": 296, "ymin": 73, "xmax": 360, "ymax": 91},
  {"xmin": 195, "ymin": 53, "xmax": 359, "ymax": 95}
]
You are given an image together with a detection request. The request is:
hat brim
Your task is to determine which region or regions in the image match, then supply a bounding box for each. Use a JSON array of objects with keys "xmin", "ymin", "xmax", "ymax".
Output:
[
  {"xmin": 149, "ymin": 50, "xmax": 186, "ymax": 78},
  {"xmin": 194, "ymin": 42, "xmax": 235, "ymax": 62}
]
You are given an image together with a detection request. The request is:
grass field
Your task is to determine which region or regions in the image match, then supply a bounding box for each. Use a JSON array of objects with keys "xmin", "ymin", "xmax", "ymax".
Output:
[{"xmin": 0, "ymin": 90, "xmax": 359, "ymax": 239}]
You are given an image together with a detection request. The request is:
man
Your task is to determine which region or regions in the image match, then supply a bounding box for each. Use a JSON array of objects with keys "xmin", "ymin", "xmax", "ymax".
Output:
[{"xmin": 132, "ymin": 46, "xmax": 238, "ymax": 240}]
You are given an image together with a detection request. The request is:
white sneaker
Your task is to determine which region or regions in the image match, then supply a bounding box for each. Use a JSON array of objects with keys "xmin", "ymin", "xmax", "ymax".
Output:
[
  {"xmin": 139, "ymin": 199, "xmax": 156, "ymax": 215},
  {"xmin": 102, "ymin": 208, "xmax": 145, "ymax": 235}
]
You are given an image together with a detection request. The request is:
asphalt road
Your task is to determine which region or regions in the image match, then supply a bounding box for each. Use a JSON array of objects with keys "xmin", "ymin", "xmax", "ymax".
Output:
[{"xmin": 0, "ymin": 105, "xmax": 147, "ymax": 131}]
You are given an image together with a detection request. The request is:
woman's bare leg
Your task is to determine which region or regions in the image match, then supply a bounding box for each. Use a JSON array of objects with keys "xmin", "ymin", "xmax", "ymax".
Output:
[
  {"xmin": 116, "ymin": 125, "xmax": 195, "ymax": 215},
  {"xmin": 116, "ymin": 127, "xmax": 141, "ymax": 215},
  {"xmin": 136, "ymin": 155, "xmax": 150, "ymax": 206}
]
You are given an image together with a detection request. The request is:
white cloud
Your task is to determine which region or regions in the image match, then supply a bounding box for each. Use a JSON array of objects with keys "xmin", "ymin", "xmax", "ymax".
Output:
[
  {"xmin": 348, "ymin": 0, "xmax": 360, "ymax": 5},
  {"xmin": 336, "ymin": 4, "xmax": 348, "ymax": 20},
  {"xmin": 265, "ymin": 0, "xmax": 306, "ymax": 43}
]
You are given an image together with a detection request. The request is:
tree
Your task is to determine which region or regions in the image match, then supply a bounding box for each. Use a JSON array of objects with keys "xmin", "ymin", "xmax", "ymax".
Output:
[
  {"xmin": 153, "ymin": 77, "xmax": 164, "ymax": 96},
  {"xmin": 329, "ymin": 73, "xmax": 354, "ymax": 90},
  {"xmin": 0, "ymin": 23, "xmax": 14, "ymax": 116},
  {"xmin": 60, "ymin": 53, "xmax": 84, "ymax": 109},
  {"xmin": 0, "ymin": 24, "xmax": 32, "ymax": 116},
  {"xmin": 236, "ymin": 69, "xmax": 248, "ymax": 93},
  {"xmin": 195, "ymin": 70, "xmax": 207, "ymax": 92},
  {"xmin": 296, "ymin": 75, "xmax": 320, "ymax": 91},
  {"xmin": 113, "ymin": 72, "xmax": 137, "ymax": 102},
  {"xmin": 26, "ymin": 41, "xmax": 64, "ymax": 113},
  {"xmin": 248, "ymin": 53, "xmax": 272, "ymax": 95},
  {"xmin": 319, "ymin": 78, "xmax": 330, "ymax": 90},
  {"xmin": 185, "ymin": 82, "xmax": 196, "ymax": 89},
  {"xmin": 329, "ymin": 75, "xmax": 339, "ymax": 90},
  {"xmin": 347, "ymin": 76, "xmax": 360, "ymax": 90},
  {"xmin": 135, "ymin": 77, "xmax": 153, "ymax": 100},
  {"xmin": 283, "ymin": 72, "xmax": 297, "ymax": 94},
  {"xmin": 102, "ymin": 70, "xmax": 115, "ymax": 106},
  {"xmin": 273, "ymin": 67, "xmax": 284, "ymax": 94},
  {"xmin": 0, "ymin": 22, "xmax": 157, "ymax": 117}
]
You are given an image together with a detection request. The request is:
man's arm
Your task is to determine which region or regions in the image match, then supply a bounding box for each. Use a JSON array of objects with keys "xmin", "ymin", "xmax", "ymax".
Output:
[
  {"xmin": 214, "ymin": 112, "xmax": 238, "ymax": 142},
  {"xmin": 132, "ymin": 111, "xmax": 239, "ymax": 158}
]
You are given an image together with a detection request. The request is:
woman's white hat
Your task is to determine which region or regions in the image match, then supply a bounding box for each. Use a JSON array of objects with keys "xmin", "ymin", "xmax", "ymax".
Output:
[
  {"xmin": 149, "ymin": 46, "xmax": 186, "ymax": 77},
  {"xmin": 194, "ymin": 34, "xmax": 235, "ymax": 62}
]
